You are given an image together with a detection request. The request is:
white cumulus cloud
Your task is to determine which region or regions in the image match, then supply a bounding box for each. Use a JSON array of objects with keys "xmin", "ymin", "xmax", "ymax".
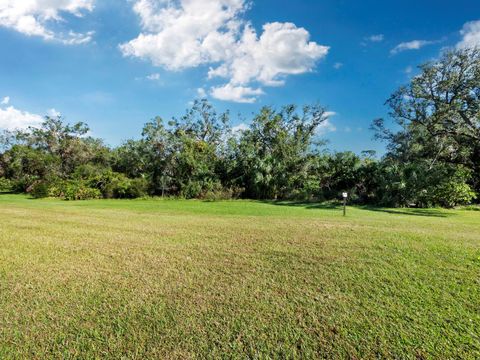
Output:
[
  {"xmin": 210, "ymin": 84, "xmax": 264, "ymax": 103},
  {"xmin": 121, "ymin": 0, "xmax": 329, "ymax": 103},
  {"xmin": 0, "ymin": 98, "xmax": 44, "ymax": 130},
  {"xmin": 391, "ymin": 40, "xmax": 434, "ymax": 55},
  {"xmin": 1, "ymin": 96, "xmax": 10, "ymax": 105},
  {"xmin": 0, "ymin": 0, "xmax": 95, "ymax": 44},
  {"xmin": 458, "ymin": 20, "xmax": 480, "ymax": 49}
]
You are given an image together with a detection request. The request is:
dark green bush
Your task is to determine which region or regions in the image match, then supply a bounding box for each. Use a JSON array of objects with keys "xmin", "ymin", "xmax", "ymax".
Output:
[
  {"xmin": 10, "ymin": 176, "xmax": 38, "ymax": 193},
  {"xmin": 30, "ymin": 181, "xmax": 50, "ymax": 199},
  {"xmin": 106, "ymin": 176, "xmax": 148, "ymax": 199},
  {"xmin": 202, "ymin": 186, "xmax": 244, "ymax": 201},
  {"xmin": 90, "ymin": 171, "xmax": 148, "ymax": 199},
  {"xmin": 181, "ymin": 179, "xmax": 234, "ymax": 200}
]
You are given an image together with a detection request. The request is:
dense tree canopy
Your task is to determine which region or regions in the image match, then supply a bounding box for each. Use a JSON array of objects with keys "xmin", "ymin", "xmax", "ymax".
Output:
[
  {"xmin": 372, "ymin": 48, "xmax": 479, "ymax": 206},
  {"xmin": 1, "ymin": 49, "xmax": 479, "ymax": 207}
]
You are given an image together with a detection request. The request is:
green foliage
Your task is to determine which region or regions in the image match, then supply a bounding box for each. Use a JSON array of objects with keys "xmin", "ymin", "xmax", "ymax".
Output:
[
  {"xmin": 432, "ymin": 169, "xmax": 477, "ymax": 208},
  {"xmin": 1, "ymin": 60, "xmax": 479, "ymax": 209},
  {"xmin": 102, "ymin": 174, "xmax": 148, "ymax": 199},
  {"xmin": 433, "ymin": 182, "xmax": 476, "ymax": 208},
  {"xmin": 63, "ymin": 181, "xmax": 102, "ymax": 201},
  {"xmin": 0, "ymin": 177, "xmax": 12, "ymax": 192},
  {"xmin": 373, "ymin": 48, "xmax": 480, "ymax": 204},
  {"xmin": 30, "ymin": 181, "xmax": 51, "ymax": 199},
  {"xmin": 232, "ymin": 104, "xmax": 329, "ymax": 199}
]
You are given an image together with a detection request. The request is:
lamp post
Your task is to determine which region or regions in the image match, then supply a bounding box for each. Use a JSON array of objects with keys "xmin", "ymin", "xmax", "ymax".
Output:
[{"xmin": 342, "ymin": 192, "xmax": 348, "ymax": 216}]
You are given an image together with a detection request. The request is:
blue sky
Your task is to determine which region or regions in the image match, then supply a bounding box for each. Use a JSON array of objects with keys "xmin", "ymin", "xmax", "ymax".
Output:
[{"xmin": 0, "ymin": 0, "xmax": 479, "ymax": 154}]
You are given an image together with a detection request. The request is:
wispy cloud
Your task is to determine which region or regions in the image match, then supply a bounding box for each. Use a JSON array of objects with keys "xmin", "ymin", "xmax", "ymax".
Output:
[
  {"xmin": 367, "ymin": 34, "xmax": 384, "ymax": 42},
  {"xmin": 146, "ymin": 73, "xmax": 161, "ymax": 81},
  {"xmin": 361, "ymin": 34, "xmax": 384, "ymax": 46},
  {"xmin": 197, "ymin": 88, "xmax": 207, "ymax": 98},
  {"xmin": 391, "ymin": 39, "xmax": 436, "ymax": 55}
]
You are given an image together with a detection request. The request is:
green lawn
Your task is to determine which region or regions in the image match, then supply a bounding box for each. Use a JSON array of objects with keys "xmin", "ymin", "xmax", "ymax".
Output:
[{"xmin": 0, "ymin": 194, "xmax": 479, "ymax": 359}]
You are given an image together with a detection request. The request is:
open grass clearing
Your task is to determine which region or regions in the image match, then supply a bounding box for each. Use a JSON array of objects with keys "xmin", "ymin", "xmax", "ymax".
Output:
[{"xmin": 0, "ymin": 194, "xmax": 479, "ymax": 358}]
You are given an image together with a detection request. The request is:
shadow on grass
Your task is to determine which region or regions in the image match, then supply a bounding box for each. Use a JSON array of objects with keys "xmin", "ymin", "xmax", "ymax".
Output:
[
  {"xmin": 361, "ymin": 206, "xmax": 452, "ymax": 218},
  {"xmin": 260, "ymin": 200, "xmax": 341, "ymax": 210},
  {"xmin": 463, "ymin": 205, "xmax": 480, "ymax": 211},
  {"xmin": 262, "ymin": 200, "xmax": 452, "ymax": 218}
]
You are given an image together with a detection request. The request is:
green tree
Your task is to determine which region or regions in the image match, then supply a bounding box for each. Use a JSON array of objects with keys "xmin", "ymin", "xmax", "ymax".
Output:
[
  {"xmin": 233, "ymin": 104, "xmax": 328, "ymax": 199},
  {"xmin": 373, "ymin": 48, "xmax": 480, "ymax": 200}
]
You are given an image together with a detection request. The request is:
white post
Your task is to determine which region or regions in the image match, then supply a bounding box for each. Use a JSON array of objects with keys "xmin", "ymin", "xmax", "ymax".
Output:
[{"xmin": 342, "ymin": 192, "xmax": 348, "ymax": 216}]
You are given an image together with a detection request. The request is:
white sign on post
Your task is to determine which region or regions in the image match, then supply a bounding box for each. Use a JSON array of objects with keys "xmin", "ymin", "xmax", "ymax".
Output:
[{"xmin": 342, "ymin": 192, "xmax": 348, "ymax": 198}]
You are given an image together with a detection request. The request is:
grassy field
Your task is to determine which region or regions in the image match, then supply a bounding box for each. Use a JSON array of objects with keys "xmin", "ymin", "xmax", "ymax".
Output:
[{"xmin": 0, "ymin": 194, "xmax": 479, "ymax": 359}]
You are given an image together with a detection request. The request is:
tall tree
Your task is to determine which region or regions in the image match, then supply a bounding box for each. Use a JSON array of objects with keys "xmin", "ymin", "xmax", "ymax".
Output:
[
  {"xmin": 372, "ymin": 48, "xmax": 480, "ymax": 205},
  {"xmin": 234, "ymin": 104, "xmax": 328, "ymax": 199},
  {"xmin": 373, "ymin": 48, "xmax": 480, "ymax": 188}
]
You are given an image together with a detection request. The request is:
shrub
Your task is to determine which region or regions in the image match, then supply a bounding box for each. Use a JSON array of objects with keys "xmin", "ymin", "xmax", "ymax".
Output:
[
  {"xmin": 30, "ymin": 181, "xmax": 50, "ymax": 198},
  {"xmin": 48, "ymin": 181, "xmax": 67, "ymax": 198},
  {"xmin": 64, "ymin": 181, "xmax": 102, "ymax": 201},
  {"xmin": 432, "ymin": 182, "xmax": 476, "ymax": 208},
  {"xmin": 127, "ymin": 178, "xmax": 149, "ymax": 198},
  {"xmin": 108, "ymin": 176, "xmax": 148, "ymax": 199},
  {"xmin": 10, "ymin": 176, "xmax": 38, "ymax": 193},
  {"xmin": 0, "ymin": 178, "xmax": 12, "ymax": 192},
  {"xmin": 202, "ymin": 186, "xmax": 244, "ymax": 201},
  {"xmin": 181, "ymin": 181, "xmax": 204, "ymax": 199},
  {"xmin": 94, "ymin": 172, "xmax": 148, "ymax": 199},
  {"xmin": 180, "ymin": 179, "xmax": 240, "ymax": 200}
]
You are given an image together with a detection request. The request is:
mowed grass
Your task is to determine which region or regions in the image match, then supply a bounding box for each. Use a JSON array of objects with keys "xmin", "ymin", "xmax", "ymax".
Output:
[{"xmin": 0, "ymin": 195, "xmax": 479, "ymax": 359}]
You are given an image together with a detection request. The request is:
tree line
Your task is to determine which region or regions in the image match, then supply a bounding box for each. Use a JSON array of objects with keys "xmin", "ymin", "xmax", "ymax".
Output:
[{"xmin": 1, "ymin": 48, "xmax": 479, "ymax": 207}]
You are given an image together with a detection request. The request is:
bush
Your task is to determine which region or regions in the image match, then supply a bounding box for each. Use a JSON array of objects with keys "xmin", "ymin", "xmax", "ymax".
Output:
[
  {"xmin": 64, "ymin": 181, "xmax": 102, "ymax": 201},
  {"xmin": 180, "ymin": 179, "xmax": 241, "ymax": 200},
  {"xmin": 93, "ymin": 171, "xmax": 148, "ymax": 199},
  {"xmin": 202, "ymin": 186, "xmax": 244, "ymax": 201},
  {"xmin": 48, "ymin": 181, "xmax": 67, "ymax": 198},
  {"xmin": 0, "ymin": 178, "xmax": 12, "ymax": 192},
  {"xmin": 432, "ymin": 182, "xmax": 476, "ymax": 208},
  {"xmin": 30, "ymin": 181, "xmax": 50, "ymax": 198},
  {"xmin": 107, "ymin": 176, "xmax": 148, "ymax": 199},
  {"xmin": 181, "ymin": 181, "xmax": 204, "ymax": 199},
  {"xmin": 127, "ymin": 178, "xmax": 149, "ymax": 198},
  {"xmin": 10, "ymin": 176, "xmax": 38, "ymax": 193}
]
